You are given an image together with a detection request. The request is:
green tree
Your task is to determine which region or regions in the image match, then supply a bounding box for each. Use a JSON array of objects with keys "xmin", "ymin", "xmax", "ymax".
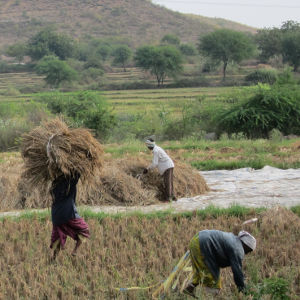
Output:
[
  {"xmin": 135, "ymin": 45, "xmax": 183, "ymax": 87},
  {"xmin": 217, "ymin": 85, "xmax": 300, "ymax": 138},
  {"xmin": 35, "ymin": 55, "xmax": 77, "ymax": 87},
  {"xmin": 161, "ymin": 34, "xmax": 180, "ymax": 46},
  {"xmin": 255, "ymin": 20, "xmax": 300, "ymax": 69},
  {"xmin": 96, "ymin": 45, "xmax": 111, "ymax": 61},
  {"xmin": 112, "ymin": 45, "xmax": 132, "ymax": 72},
  {"xmin": 5, "ymin": 43, "xmax": 27, "ymax": 64},
  {"xmin": 39, "ymin": 91, "xmax": 116, "ymax": 140},
  {"xmin": 27, "ymin": 28, "xmax": 75, "ymax": 60},
  {"xmin": 255, "ymin": 28, "xmax": 282, "ymax": 62},
  {"xmin": 198, "ymin": 29, "xmax": 255, "ymax": 79},
  {"xmin": 84, "ymin": 54, "xmax": 103, "ymax": 69},
  {"xmin": 281, "ymin": 30, "xmax": 300, "ymax": 71},
  {"xmin": 179, "ymin": 44, "xmax": 197, "ymax": 56}
]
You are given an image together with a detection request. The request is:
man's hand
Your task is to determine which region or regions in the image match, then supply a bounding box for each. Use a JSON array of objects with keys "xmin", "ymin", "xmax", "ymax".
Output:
[{"xmin": 143, "ymin": 168, "xmax": 148, "ymax": 174}]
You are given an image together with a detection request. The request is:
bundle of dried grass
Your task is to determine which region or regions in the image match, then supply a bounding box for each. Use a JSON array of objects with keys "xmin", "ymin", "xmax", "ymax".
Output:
[
  {"xmin": 80, "ymin": 164, "xmax": 158, "ymax": 206},
  {"xmin": 88, "ymin": 157, "xmax": 209, "ymax": 204},
  {"xmin": 2, "ymin": 149, "xmax": 208, "ymax": 209},
  {"xmin": 117, "ymin": 157, "xmax": 209, "ymax": 200},
  {"xmin": 21, "ymin": 118, "xmax": 103, "ymax": 192}
]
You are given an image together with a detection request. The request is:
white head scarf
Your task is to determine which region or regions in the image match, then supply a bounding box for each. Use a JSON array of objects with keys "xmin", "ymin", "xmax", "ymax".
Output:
[
  {"xmin": 238, "ymin": 231, "xmax": 256, "ymax": 251},
  {"xmin": 145, "ymin": 139, "xmax": 155, "ymax": 147}
]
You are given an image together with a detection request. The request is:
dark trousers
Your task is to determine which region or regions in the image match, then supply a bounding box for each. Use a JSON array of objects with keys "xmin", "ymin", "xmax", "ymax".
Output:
[{"xmin": 163, "ymin": 167, "xmax": 174, "ymax": 200}]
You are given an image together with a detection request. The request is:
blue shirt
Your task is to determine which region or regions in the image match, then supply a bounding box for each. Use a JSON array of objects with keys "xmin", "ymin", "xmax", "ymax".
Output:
[
  {"xmin": 199, "ymin": 230, "xmax": 245, "ymax": 290},
  {"xmin": 51, "ymin": 173, "xmax": 80, "ymax": 226}
]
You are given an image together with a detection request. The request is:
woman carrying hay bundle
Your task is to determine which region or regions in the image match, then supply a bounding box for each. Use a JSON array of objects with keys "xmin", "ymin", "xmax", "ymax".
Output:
[
  {"xmin": 21, "ymin": 118, "xmax": 103, "ymax": 260},
  {"xmin": 50, "ymin": 170, "xmax": 90, "ymax": 259}
]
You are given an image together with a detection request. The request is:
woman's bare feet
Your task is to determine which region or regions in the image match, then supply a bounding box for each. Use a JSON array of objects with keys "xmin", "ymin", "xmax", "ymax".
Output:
[
  {"xmin": 72, "ymin": 238, "xmax": 82, "ymax": 256},
  {"xmin": 52, "ymin": 244, "xmax": 61, "ymax": 260}
]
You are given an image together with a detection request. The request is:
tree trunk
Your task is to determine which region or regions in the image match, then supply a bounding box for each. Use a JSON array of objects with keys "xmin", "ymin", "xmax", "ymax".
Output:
[{"xmin": 223, "ymin": 61, "xmax": 228, "ymax": 80}]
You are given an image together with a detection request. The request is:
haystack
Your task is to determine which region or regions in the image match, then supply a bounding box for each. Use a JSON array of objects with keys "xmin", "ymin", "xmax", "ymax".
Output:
[
  {"xmin": 21, "ymin": 118, "xmax": 103, "ymax": 195},
  {"xmin": 78, "ymin": 157, "xmax": 209, "ymax": 206}
]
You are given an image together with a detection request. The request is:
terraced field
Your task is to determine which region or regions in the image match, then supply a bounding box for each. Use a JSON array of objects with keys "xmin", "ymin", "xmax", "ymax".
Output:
[{"xmin": 0, "ymin": 72, "xmax": 44, "ymax": 93}]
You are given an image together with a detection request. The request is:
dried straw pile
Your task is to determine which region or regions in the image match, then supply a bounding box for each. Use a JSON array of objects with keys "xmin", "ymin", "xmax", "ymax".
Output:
[
  {"xmin": 79, "ymin": 157, "xmax": 209, "ymax": 205},
  {"xmin": 255, "ymin": 206, "xmax": 300, "ymax": 271},
  {"xmin": 13, "ymin": 156, "xmax": 209, "ymax": 208},
  {"xmin": 1, "ymin": 135, "xmax": 208, "ymax": 209},
  {"xmin": 21, "ymin": 118, "xmax": 103, "ymax": 195}
]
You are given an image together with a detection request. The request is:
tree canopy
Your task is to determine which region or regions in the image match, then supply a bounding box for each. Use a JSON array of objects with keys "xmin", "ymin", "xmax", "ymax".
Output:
[
  {"xmin": 198, "ymin": 29, "xmax": 255, "ymax": 79},
  {"xmin": 5, "ymin": 43, "xmax": 27, "ymax": 64},
  {"xmin": 135, "ymin": 45, "xmax": 183, "ymax": 86},
  {"xmin": 256, "ymin": 21, "xmax": 300, "ymax": 71},
  {"xmin": 112, "ymin": 45, "xmax": 132, "ymax": 72},
  {"xmin": 217, "ymin": 84, "xmax": 300, "ymax": 138},
  {"xmin": 27, "ymin": 28, "xmax": 76, "ymax": 61},
  {"xmin": 35, "ymin": 55, "xmax": 77, "ymax": 87},
  {"xmin": 161, "ymin": 34, "xmax": 180, "ymax": 46}
]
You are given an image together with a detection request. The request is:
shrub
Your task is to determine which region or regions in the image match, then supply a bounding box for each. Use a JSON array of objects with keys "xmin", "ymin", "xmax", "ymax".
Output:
[
  {"xmin": 38, "ymin": 91, "xmax": 116, "ymax": 140},
  {"xmin": 35, "ymin": 56, "xmax": 78, "ymax": 87},
  {"xmin": 245, "ymin": 68, "xmax": 278, "ymax": 85},
  {"xmin": 0, "ymin": 119, "xmax": 31, "ymax": 151},
  {"xmin": 0, "ymin": 101, "xmax": 49, "ymax": 152},
  {"xmin": 249, "ymin": 277, "xmax": 291, "ymax": 300},
  {"xmin": 179, "ymin": 44, "xmax": 197, "ymax": 56},
  {"xmin": 217, "ymin": 85, "xmax": 300, "ymax": 138}
]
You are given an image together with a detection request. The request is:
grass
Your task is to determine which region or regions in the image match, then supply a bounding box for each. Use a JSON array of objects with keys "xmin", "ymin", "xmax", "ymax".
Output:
[
  {"xmin": 0, "ymin": 86, "xmax": 233, "ymax": 115},
  {"xmin": 0, "ymin": 206, "xmax": 299, "ymax": 299},
  {"xmin": 0, "ymin": 204, "xmax": 265, "ymax": 222},
  {"xmin": 3, "ymin": 204, "xmax": 300, "ymax": 222},
  {"xmin": 103, "ymin": 138, "xmax": 300, "ymax": 170}
]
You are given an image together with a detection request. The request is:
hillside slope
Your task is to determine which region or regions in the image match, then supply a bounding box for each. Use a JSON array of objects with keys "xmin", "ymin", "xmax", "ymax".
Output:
[{"xmin": 0, "ymin": 0, "xmax": 256, "ymax": 48}]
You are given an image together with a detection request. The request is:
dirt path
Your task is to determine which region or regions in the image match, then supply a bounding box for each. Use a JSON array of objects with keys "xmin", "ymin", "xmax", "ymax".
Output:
[{"xmin": 1, "ymin": 166, "xmax": 300, "ymax": 218}]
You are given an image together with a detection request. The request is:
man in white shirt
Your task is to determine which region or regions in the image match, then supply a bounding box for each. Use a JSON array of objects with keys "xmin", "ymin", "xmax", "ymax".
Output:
[{"xmin": 143, "ymin": 139, "xmax": 176, "ymax": 202}]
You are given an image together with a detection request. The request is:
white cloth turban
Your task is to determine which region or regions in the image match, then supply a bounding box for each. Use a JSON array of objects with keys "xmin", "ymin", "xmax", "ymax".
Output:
[
  {"xmin": 145, "ymin": 140, "xmax": 155, "ymax": 147},
  {"xmin": 238, "ymin": 231, "xmax": 256, "ymax": 251}
]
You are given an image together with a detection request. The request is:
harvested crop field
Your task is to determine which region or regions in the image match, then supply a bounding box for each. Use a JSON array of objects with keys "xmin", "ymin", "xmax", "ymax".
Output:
[
  {"xmin": 0, "ymin": 207, "xmax": 299, "ymax": 299},
  {"xmin": 0, "ymin": 153, "xmax": 208, "ymax": 210}
]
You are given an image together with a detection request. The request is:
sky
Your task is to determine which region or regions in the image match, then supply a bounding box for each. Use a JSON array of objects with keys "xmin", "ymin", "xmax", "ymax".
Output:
[{"xmin": 152, "ymin": 0, "xmax": 300, "ymax": 29}]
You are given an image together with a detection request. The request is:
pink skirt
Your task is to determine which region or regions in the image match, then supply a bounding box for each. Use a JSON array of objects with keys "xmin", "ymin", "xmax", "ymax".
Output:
[{"xmin": 50, "ymin": 218, "xmax": 90, "ymax": 249}]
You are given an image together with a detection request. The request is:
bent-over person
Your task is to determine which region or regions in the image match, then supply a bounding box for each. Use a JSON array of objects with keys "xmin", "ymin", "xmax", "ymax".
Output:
[
  {"xmin": 144, "ymin": 139, "xmax": 176, "ymax": 202},
  {"xmin": 183, "ymin": 229, "xmax": 256, "ymax": 298},
  {"xmin": 50, "ymin": 171, "xmax": 90, "ymax": 259}
]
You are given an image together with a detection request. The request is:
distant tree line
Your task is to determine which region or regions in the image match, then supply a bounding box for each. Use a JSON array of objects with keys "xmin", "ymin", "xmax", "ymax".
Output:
[{"xmin": 2, "ymin": 20, "xmax": 300, "ymax": 87}]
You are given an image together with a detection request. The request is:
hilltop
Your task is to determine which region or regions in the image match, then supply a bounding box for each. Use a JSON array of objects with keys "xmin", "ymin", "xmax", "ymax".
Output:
[{"xmin": 0, "ymin": 0, "xmax": 256, "ymax": 48}]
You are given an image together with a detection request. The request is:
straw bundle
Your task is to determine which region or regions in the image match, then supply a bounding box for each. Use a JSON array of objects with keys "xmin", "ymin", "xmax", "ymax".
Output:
[
  {"xmin": 90, "ymin": 157, "xmax": 209, "ymax": 204},
  {"xmin": 21, "ymin": 118, "xmax": 103, "ymax": 190},
  {"xmin": 120, "ymin": 157, "xmax": 209, "ymax": 200}
]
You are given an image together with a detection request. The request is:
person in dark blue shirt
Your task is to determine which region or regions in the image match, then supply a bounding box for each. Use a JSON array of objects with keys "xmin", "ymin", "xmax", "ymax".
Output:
[
  {"xmin": 183, "ymin": 230, "xmax": 256, "ymax": 298},
  {"xmin": 50, "ymin": 171, "xmax": 90, "ymax": 259}
]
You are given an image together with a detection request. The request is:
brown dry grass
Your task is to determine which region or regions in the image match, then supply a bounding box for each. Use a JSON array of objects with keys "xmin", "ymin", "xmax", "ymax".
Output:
[
  {"xmin": 21, "ymin": 118, "xmax": 103, "ymax": 192},
  {"xmin": 0, "ymin": 0, "xmax": 255, "ymax": 49},
  {"xmin": 0, "ymin": 207, "xmax": 299, "ymax": 299},
  {"xmin": 0, "ymin": 154, "xmax": 208, "ymax": 210}
]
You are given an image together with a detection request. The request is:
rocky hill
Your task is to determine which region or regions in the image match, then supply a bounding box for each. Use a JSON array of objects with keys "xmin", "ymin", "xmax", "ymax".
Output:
[{"xmin": 0, "ymin": 0, "xmax": 256, "ymax": 48}]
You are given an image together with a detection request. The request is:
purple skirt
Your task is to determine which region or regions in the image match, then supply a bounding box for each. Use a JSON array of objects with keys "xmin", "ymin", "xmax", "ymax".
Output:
[{"xmin": 50, "ymin": 218, "xmax": 90, "ymax": 249}]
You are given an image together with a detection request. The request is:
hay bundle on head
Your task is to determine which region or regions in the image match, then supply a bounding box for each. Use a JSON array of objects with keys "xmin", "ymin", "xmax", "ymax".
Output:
[{"xmin": 21, "ymin": 118, "xmax": 103, "ymax": 191}]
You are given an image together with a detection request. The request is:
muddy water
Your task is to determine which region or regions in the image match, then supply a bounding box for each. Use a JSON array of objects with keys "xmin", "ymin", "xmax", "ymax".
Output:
[
  {"xmin": 89, "ymin": 166, "xmax": 300, "ymax": 214},
  {"xmin": 1, "ymin": 166, "xmax": 300, "ymax": 217}
]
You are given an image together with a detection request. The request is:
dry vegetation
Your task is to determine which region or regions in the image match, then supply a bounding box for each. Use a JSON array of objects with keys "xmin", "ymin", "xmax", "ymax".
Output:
[
  {"xmin": 21, "ymin": 118, "xmax": 104, "ymax": 192},
  {"xmin": 0, "ymin": 207, "xmax": 299, "ymax": 299},
  {"xmin": 0, "ymin": 0, "xmax": 255, "ymax": 49},
  {"xmin": 0, "ymin": 153, "xmax": 208, "ymax": 210}
]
